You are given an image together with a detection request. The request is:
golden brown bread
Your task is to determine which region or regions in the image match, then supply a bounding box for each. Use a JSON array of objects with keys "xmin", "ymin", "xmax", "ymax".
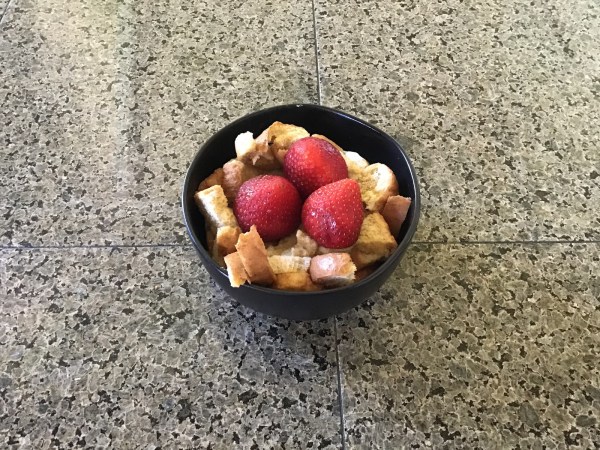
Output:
[
  {"xmin": 316, "ymin": 245, "xmax": 354, "ymax": 255},
  {"xmin": 268, "ymin": 255, "xmax": 312, "ymax": 274},
  {"xmin": 194, "ymin": 185, "xmax": 239, "ymax": 229},
  {"xmin": 235, "ymin": 225, "xmax": 275, "ymax": 286},
  {"xmin": 216, "ymin": 226, "xmax": 241, "ymax": 258},
  {"xmin": 266, "ymin": 122, "xmax": 310, "ymax": 164},
  {"xmin": 266, "ymin": 229, "xmax": 318, "ymax": 257},
  {"xmin": 381, "ymin": 195, "xmax": 412, "ymax": 237},
  {"xmin": 309, "ymin": 253, "xmax": 356, "ymax": 287},
  {"xmin": 224, "ymin": 252, "xmax": 249, "ymax": 288},
  {"xmin": 274, "ymin": 272, "xmax": 320, "ymax": 291},
  {"xmin": 235, "ymin": 131, "xmax": 279, "ymax": 169},
  {"xmin": 199, "ymin": 168, "xmax": 225, "ymax": 191},
  {"xmin": 343, "ymin": 151, "xmax": 369, "ymax": 180},
  {"xmin": 350, "ymin": 212, "xmax": 397, "ymax": 269},
  {"xmin": 266, "ymin": 234, "xmax": 297, "ymax": 256},
  {"xmin": 221, "ymin": 159, "xmax": 260, "ymax": 204},
  {"xmin": 358, "ymin": 163, "xmax": 399, "ymax": 211}
]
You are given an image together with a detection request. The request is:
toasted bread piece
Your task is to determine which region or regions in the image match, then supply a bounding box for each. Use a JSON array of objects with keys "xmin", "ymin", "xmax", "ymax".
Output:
[
  {"xmin": 312, "ymin": 134, "xmax": 344, "ymax": 153},
  {"xmin": 235, "ymin": 225, "xmax": 275, "ymax": 286},
  {"xmin": 224, "ymin": 252, "xmax": 249, "ymax": 288},
  {"xmin": 274, "ymin": 272, "xmax": 320, "ymax": 291},
  {"xmin": 235, "ymin": 131, "xmax": 279, "ymax": 169},
  {"xmin": 221, "ymin": 159, "xmax": 260, "ymax": 204},
  {"xmin": 343, "ymin": 151, "xmax": 369, "ymax": 180},
  {"xmin": 350, "ymin": 212, "xmax": 397, "ymax": 269},
  {"xmin": 216, "ymin": 226, "xmax": 241, "ymax": 258},
  {"xmin": 199, "ymin": 168, "xmax": 225, "ymax": 191},
  {"xmin": 310, "ymin": 253, "xmax": 356, "ymax": 287},
  {"xmin": 359, "ymin": 163, "xmax": 399, "ymax": 211},
  {"xmin": 266, "ymin": 229, "xmax": 318, "ymax": 257},
  {"xmin": 317, "ymin": 245, "xmax": 354, "ymax": 255},
  {"xmin": 268, "ymin": 255, "xmax": 312, "ymax": 274},
  {"xmin": 267, "ymin": 122, "xmax": 310, "ymax": 164},
  {"xmin": 266, "ymin": 234, "xmax": 297, "ymax": 256},
  {"xmin": 194, "ymin": 185, "xmax": 239, "ymax": 229},
  {"xmin": 381, "ymin": 195, "xmax": 412, "ymax": 237},
  {"xmin": 281, "ymin": 229, "xmax": 318, "ymax": 257}
]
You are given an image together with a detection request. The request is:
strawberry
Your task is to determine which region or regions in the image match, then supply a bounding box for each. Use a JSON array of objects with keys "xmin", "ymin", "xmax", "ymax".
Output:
[
  {"xmin": 283, "ymin": 137, "xmax": 348, "ymax": 198},
  {"xmin": 302, "ymin": 178, "xmax": 363, "ymax": 248},
  {"xmin": 234, "ymin": 175, "xmax": 302, "ymax": 242}
]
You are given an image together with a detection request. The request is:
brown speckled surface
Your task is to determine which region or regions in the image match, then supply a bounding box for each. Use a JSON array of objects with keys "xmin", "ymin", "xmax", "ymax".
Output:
[{"xmin": 1, "ymin": 0, "xmax": 599, "ymax": 447}]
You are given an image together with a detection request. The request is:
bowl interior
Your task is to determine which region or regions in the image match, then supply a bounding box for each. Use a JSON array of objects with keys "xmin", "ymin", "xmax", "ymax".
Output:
[{"xmin": 181, "ymin": 104, "xmax": 420, "ymax": 319}]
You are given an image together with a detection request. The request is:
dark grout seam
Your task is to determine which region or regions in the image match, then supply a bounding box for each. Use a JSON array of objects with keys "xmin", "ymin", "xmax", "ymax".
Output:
[
  {"xmin": 0, "ymin": 243, "xmax": 188, "ymax": 251},
  {"xmin": 310, "ymin": 0, "xmax": 322, "ymax": 105},
  {"xmin": 0, "ymin": 0, "xmax": 14, "ymax": 25},
  {"xmin": 412, "ymin": 239, "xmax": 600, "ymax": 245},
  {"xmin": 333, "ymin": 318, "xmax": 347, "ymax": 450}
]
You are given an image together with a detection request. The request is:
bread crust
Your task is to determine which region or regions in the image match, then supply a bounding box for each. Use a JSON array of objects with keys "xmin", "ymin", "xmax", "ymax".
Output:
[
  {"xmin": 194, "ymin": 185, "xmax": 239, "ymax": 229},
  {"xmin": 309, "ymin": 253, "xmax": 356, "ymax": 287},
  {"xmin": 381, "ymin": 195, "xmax": 412, "ymax": 237},
  {"xmin": 221, "ymin": 159, "xmax": 260, "ymax": 204},
  {"xmin": 235, "ymin": 225, "xmax": 275, "ymax": 286},
  {"xmin": 359, "ymin": 163, "xmax": 399, "ymax": 211},
  {"xmin": 267, "ymin": 122, "xmax": 310, "ymax": 164},
  {"xmin": 350, "ymin": 212, "xmax": 397, "ymax": 269},
  {"xmin": 235, "ymin": 131, "xmax": 279, "ymax": 169},
  {"xmin": 273, "ymin": 272, "xmax": 320, "ymax": 291},
  {"xmin": 199, "ymin": 168, "xmax": 224, "ymax": 191},
  {"xmin": 224, "ymin": 252, "xmax": 249, "ymax": 288}
]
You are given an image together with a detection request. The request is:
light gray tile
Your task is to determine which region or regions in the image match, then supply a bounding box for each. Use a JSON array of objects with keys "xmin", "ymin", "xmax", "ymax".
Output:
[
  {"xmin": 316, "ymin": 0, "xmax": 600, "ymax": 242},
  {"xmin": 0, "ymin": 0, "xmax": 317, "ymax": 247},
  {"xmin": 337, "ymin": 243, "xmax": 600, "ymax": 448},
  {"xmin": 0, "ymin": 0, "xmax": 9, "ymax": 19},
  {"xmin": 0, "ymin": 247, "xmax": 340, "ymax": 448}
]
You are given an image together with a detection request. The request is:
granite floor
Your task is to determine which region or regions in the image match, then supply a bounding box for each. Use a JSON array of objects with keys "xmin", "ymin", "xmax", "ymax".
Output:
[{"xmin": 1, "ymin": 0, "xmax": 599, "ymax": 448}]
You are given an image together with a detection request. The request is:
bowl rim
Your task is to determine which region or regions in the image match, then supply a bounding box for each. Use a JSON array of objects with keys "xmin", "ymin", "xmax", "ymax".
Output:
[{"xmin": 181, "ymin": 103, "xmax": 421, "ymax": 296}]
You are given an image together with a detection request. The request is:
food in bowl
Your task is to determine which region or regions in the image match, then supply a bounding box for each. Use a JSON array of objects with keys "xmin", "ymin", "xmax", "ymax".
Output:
[{"xmin": 194, "ymin": 121, "xmax": 412, "ymax": 291}]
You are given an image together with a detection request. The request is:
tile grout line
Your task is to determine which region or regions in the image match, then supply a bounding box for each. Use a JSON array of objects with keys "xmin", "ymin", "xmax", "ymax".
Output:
[
  {"xmin": 313, "ymin": 3, "xmax": 346, "ymax": 445},
  {"xmin": 0, "ymin": 0, "xmax": 14, "ymax": 25},
  {"xmin": 310, "ymin": 0, "xmax": 322, "ymax": 105},
  {"xmin": 333, "ymin": 317, "xmax": 347, "ymax": 450},
  {"xmin": 1, "ymin": 239, "xmax": 600, "ymax": 252},
  {"xmin": 412, "ymin": 239, "xmax": 600, "ymax": 245},
  {"xmin": 0, "ymin": 243, "xmax": 188, "ymax": 251}
]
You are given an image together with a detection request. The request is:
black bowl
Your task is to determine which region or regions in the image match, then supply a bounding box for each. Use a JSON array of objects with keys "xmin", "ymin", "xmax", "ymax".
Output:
[{"xmin": 182, "ymin": 104, "xmax": 420, "ymax": 320}]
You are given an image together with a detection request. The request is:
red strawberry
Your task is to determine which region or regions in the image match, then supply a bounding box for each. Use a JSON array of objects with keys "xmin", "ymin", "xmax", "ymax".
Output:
[
  {"xmin": 283, "ymin": 137, "xmax": 348, "ymax": 198},
  {"xmin": 302, "ymin": 178, "xmax": 363, "ymax": 248},
  {"xmin": 234, "ymin": 175, "xmax": 302, "ymax": 242}
]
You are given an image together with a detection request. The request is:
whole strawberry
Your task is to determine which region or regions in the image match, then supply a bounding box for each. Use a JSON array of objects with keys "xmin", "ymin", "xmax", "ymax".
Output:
[
  {"xmin": 302, "ymin": 178, "xmax": 363, "ymax": 248},
  {"xmin": 283, "ymin": 137, "xmax": 348, "ymax": 198},
  {"xmin": 234, "ymin": 175, "xmax": 302, "ymax": 242}
]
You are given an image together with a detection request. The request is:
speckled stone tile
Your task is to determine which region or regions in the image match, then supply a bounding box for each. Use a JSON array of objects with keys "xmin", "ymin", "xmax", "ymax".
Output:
[
  {"xmin": 0, "ymin": 0, "xmax": 9, "ymax": 18},
  {"xmin": 0, "ymin": 0, "xmax": 317, "ymax": 247},
  {"xmin": 315, "ymin": 0, "xmax": 600, "ymax": 242},
  {"xmin": 337, "ymin": 243, "xmax": 600, "ymax": 448},
  {"xmin": 0, "ymin": 247, "xmax": 340, "ymax": 449}
]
